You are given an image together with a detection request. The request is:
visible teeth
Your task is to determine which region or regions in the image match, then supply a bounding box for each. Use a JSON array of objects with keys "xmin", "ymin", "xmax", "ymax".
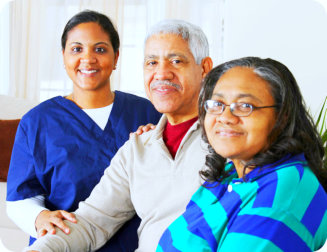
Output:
[{"xmin": 80, "ymin": 69, "xmax": 97, "ymax": 74}]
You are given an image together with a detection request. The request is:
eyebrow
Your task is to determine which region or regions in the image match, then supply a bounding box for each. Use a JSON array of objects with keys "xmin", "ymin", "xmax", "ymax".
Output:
[
  {"xmin": 68, "ymin": 42, "xmax": 110, "ymax": 46},
  {"xmin": 212, "ymin": 93, "xmax": 263, "ymax": 103},
  {"xmin": 144, "ymin": 53, "xmax": 189, "ymax": 61},
  {"xmin": 167, "ymin": 53, "xmax": 188, "ymax": 60}
]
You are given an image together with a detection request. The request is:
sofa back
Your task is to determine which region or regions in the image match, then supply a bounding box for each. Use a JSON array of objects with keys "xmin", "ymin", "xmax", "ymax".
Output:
[
  {"xmin": 0, "ymin": 119, "xmax": 20, "ymax": 182},
  {"xmin": 0, "ymin": 95, "xmax": 38, "ymax": 182}
]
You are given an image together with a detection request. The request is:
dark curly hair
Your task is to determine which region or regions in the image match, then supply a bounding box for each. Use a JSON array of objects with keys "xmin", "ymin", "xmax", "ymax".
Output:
[
  {"xmin": 61, "ymin": 10, "xmax": 120, "ymax": 53},
  {"xmin": 198, "ymin": 57, "xmax": 327, "ymax": 191}
]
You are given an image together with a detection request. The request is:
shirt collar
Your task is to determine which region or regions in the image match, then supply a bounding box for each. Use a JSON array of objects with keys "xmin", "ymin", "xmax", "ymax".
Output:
[{"xmin": 228, "ymin": 153, "xmax": 307, "ymax": 183}]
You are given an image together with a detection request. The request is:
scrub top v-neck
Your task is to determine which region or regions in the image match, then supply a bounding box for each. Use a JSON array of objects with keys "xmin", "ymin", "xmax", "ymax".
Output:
[{"xmin": 7, "ymin": 91, "xmax": 161, "ymax": 212}]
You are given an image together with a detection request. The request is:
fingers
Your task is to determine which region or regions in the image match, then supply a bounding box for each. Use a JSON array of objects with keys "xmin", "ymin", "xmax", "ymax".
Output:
[
  {"xmin": 37, "ymin": 221, "xmax": 56, "ymax": 238},
  {"xmin": 37, "ymin": 228, "xmax": 48, "ymax": 237},
  {"xmin": 135, "ymin": 124, "xmax": 156, "ymax": 135},
  {"xmin": 51, "ymin": 216, "xmax": 70, "ymax": 234},
  {"xmin": 135, "ymin": 125, "xmax": 145, "ymax": 135},
  {"xmin": 130, "ymin": 124, "xmax": 157, "ymax": 138},
  {"xmin": 36, "ymin": 210, "xmax": 76, "ymax": 236},
  {"xmin": 60, "ymin": 210, "xmax": 77, "ymax": 223}
]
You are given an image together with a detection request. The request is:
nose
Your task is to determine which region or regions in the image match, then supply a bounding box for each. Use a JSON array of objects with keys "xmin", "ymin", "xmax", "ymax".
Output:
[
  {"xmin": 216, "ymin": 106, "xmax": 239, "ymax": 125},
  {"xmin": 154, "ymin": 62, "xmax": 174, "ymax": 80},
  {"xmin": 80, "ymin": 50, "xmax": 96, "ymax": 64}
]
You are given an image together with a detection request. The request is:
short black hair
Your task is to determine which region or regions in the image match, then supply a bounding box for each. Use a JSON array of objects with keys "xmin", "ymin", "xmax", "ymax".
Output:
[{"xmin": 61, "ymin": 10, "xmax": 120, "ymax": 53}]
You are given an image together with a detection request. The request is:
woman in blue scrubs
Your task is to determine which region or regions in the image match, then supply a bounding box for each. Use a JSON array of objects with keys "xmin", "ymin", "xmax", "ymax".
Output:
[{"xmin": 6, "ymin": 10, "xmax": 161, "ymax": 251}]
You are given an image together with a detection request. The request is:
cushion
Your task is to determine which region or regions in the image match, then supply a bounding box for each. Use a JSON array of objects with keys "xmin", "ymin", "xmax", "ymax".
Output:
[{"xmin": 0, "ymin": 119, "xmax": 20, "ymax": 182}]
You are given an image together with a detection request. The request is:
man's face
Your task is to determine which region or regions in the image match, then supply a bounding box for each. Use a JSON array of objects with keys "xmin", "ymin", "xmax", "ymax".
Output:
[{"xmin": 143, "ymin": 33, "xmax": 204, "ymax": 124}]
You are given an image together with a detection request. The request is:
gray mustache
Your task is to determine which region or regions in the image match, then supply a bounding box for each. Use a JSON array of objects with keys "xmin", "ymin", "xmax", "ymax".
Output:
[{"xmin": 150, "ymin": 80, "xmax": 182, "ymax": 90}]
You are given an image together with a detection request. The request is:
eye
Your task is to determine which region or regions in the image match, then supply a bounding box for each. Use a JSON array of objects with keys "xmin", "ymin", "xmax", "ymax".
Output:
[
  {"xmin": 145, "ymin": 60, "xmax": 157, "ymax": 66},
  {"xmin": 95, "ymin": 47, "xmax": 106, "ymax": 53},
  {"xmin": 171, "ymin": 59, "xmax": 181, "ymax": 64},
  {"xmin": 238, "ymin": 103, "xmax": 252, "ymax": 111},
  {"xmin": 241, "ymin": 103, "xmax": 252, "ymax": 108},
  {"xmin": 216, "ymin": 101, "xmax": 224, "ymax": 107},
  {"xmin": 208, "ymin": 100, "xmax": 224, "ymax": 109},
  {"xmin": 72, "ymin": 47, "xmax": 82, "ymax": 53},
  {"xmin": 209, "ymin": 100, "xmax": 224, "ymax": 108}
]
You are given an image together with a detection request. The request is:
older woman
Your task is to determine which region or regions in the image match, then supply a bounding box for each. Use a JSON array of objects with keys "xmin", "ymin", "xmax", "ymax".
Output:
[
  {"xmin": 6, "ymin": 10, "xmax": 161, "ymax": 251},
  {"xmin": 157, "ymin": 57, "xmax": 327, "ymax": 251}
]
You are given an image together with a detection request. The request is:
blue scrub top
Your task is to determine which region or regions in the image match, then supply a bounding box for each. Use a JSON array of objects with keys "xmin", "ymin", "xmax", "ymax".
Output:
[{"xmin": 7, "ymin": 91, "xmax": 161, "ymax": 251}]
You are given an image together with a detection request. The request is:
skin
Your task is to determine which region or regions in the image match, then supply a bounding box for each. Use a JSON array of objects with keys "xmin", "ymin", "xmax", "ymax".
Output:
[
  {"xmin": 33, "ymin": 31, "xmax": 213, "ymax": 243},
  {"xmin": 144, "ymin": 33, "xmax": 212, "ymax": 125},
  {"xmin": 204, "ymin": 67, "xmax": 277, "ymax": 177},
  {"xmin": 131, "ymin": 34, "xmax": 213, "ymax": 134},
  {"xmin": 63, "ymin": 22, "xmax": 119, "ymax": 108},
  {"xmin": 35, "ymin": 21, "xmax": 119, "ymax": 237}
]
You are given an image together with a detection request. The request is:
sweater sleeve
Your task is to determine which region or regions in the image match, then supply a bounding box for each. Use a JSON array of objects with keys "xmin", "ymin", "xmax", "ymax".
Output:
[
  {"xmin": 6, "ymin": 195, "xmax": 47, "ymax": 238},
  {"xmin": 25, "ymin": 139, "xmax": 136, "ymax": 251}
]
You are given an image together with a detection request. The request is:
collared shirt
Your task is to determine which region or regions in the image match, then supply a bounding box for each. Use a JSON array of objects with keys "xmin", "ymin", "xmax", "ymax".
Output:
[
  {"xmin": 157, "ymin": 154, "xmax": 327, "ymax": 252},
  {"xmin": 26, "ymin": 115, "xmax": 209, "ymax": 252}
]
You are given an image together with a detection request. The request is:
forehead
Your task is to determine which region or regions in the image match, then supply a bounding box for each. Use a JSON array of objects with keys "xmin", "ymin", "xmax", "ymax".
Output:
[
  {"xmin": 144, "ymin": 33, "xmax": 194, "ymax": 59},
  {"xmin": 67, "ymin": 22, "xmax": 110, "ymax": 42},
  {"xmin": 213, "ymin": 67, "xmax": 274, "ymax": 102}
]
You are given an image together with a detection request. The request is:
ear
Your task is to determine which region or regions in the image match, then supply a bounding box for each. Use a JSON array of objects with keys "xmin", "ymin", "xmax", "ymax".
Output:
[
  {"xmin": 114, "ymin": 50, "xmax": 120, "ymax": 67},
  {"xmin": 201, "ymin": 57, "xmax": 213, "ymax": 79},
  {"xmin": 62, "ymin": 50, "xmax": 66, "ymax": 68}
]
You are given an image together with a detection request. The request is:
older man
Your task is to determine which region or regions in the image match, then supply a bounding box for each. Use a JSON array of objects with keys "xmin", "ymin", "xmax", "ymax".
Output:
[{"xmin": 26, "ymin": 19, "xmax": 213, "ymax": 252}]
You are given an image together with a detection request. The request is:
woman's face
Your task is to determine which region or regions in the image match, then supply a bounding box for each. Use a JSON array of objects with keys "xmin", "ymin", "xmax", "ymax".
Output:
[
  {"xmin": 204, "ymin": 66, "xmax": 277, "ymax": 164},
  {"xmin": 63, "ymin": 22, "xmax": 118, "ymax": 92}
]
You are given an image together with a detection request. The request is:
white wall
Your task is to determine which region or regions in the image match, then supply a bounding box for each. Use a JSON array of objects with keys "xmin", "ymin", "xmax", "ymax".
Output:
[
  {"xmin": 0, "ymin": 0, "xmax": 326, "ymax": 117},
  {"xmin": 220, "ymin": 0, "xmax": 327, "ymax": 117}
]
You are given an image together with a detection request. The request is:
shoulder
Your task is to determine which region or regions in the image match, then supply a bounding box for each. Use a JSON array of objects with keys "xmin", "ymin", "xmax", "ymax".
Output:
[
  {"xmin": 273, "ymin": 156, "xmax": 320, "ymax": 193},
  {"xmin": 19, "ymin": 97, "xmax": 64, "ymax": 132},
  {"xmin": 257, "ymin": 156, "xmax": 327, "ymax": 224},
  {"xmin": 22, "ymin": 97, "xmax": 62, "ymax": 120},
  {"xmin": 112, "ymin": 91, "xmax": 161, "ymax": 128},
  {"xmin": 114, "ymin": 91, "xmax": 155, "ymax": 109}
]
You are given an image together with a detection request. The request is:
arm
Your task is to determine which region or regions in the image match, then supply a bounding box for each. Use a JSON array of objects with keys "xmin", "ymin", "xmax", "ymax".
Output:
[
  {"xmin": 219, "ymin": 210, "xmax": 312, "ymax": 251},
  {"xmin": 6, "ymin": 121, "xmax": 76, "ymax": 237},
  {"xmin": 7, "ymin": 196, "xmax": 77, "ymax": 238},
  {"xmin": 25, "ymin": 140, "xmax": 136, "ymax": 251},
  {"xmin": 6, "ymin": 195, "xmax": 47, "ymax": 238},
  {"xmin": 24, "ymin": 215, "xmax": 110, "ymax": 252}
]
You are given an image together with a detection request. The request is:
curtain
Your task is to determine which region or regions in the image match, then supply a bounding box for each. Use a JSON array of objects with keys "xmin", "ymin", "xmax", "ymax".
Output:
[
  {"xmin": 6, "ymin": 0, "xmax": 125, "ymax": 101},
  {"xmin": 1, "ymin": 0, "xmax": 221, "ymax": 101}
]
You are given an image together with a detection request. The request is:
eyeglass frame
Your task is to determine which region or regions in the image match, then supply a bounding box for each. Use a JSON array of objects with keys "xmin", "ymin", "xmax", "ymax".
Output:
[{"xmin": 204, "ymin": 100, "xmax": 277, "ymax": 117}]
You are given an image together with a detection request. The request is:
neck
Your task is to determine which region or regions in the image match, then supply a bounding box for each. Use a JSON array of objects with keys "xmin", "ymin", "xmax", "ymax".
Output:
[
  {"xmin": 67, "ymin": 85, "xmax": 114, "ymax": 109},
  {"xmin": 232, "ymin": 159, "xmax": 253, "ymax": 178},
  {"xmin": 166, "ymin": 111, "xmax": 198, "ymax": 125}
]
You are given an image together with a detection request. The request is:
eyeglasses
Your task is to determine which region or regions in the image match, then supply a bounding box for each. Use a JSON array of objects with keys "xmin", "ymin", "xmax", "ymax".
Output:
[{"xmin": 204, "ymin": 100, "xmax": 277, "ymax": 117}]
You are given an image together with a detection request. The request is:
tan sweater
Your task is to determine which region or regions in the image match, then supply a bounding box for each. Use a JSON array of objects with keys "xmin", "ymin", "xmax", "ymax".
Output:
[{"xmin": 26, "ymin": 115, "xmax": 209, "ymax": 252}]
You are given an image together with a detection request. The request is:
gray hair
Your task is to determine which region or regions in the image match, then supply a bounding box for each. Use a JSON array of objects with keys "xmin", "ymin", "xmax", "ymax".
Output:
[{"xmin": 145, "ymin": 19, "xmax": 209, "ymax": 64}]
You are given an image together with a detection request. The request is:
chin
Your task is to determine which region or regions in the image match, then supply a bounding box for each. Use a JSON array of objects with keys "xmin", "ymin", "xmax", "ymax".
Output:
[
  {"xmin": 211, "ymin": 144, "xmax": 240, "ymax": 157},
  {"xmin": 152, "ymin": 102, "xmax": 178, "ymax": 114}
]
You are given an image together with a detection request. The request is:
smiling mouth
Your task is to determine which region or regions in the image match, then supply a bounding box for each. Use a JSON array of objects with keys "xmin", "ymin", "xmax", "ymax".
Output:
[
  {"xmin": 79, "ymin": 69, "xmax": 98, "ymax": 74},
  {"xmin": 154, "ymin": 85, "xmax": 177, "ymax": 92},
  {"xmin": 216, "ymin": 130, "xmax": 243, "ymax": 137}
]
